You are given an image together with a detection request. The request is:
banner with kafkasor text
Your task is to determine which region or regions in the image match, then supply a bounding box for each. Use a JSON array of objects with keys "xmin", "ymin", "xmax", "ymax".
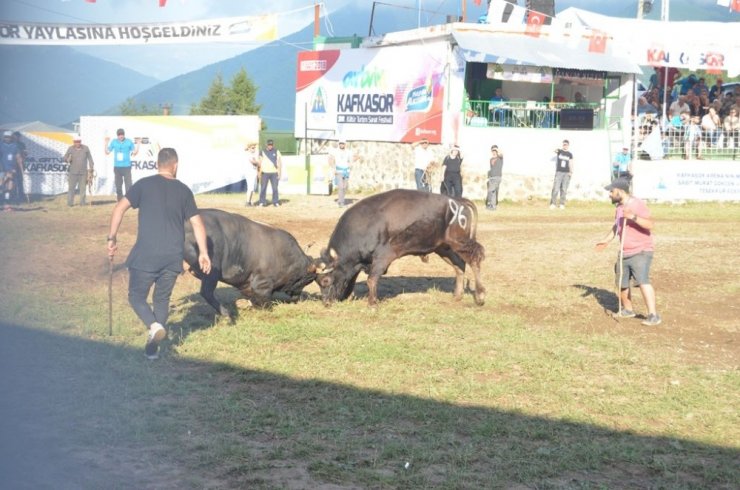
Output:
[{"xmin": 0, "ymin": 15, "xmax": 276, "ymax": 46}]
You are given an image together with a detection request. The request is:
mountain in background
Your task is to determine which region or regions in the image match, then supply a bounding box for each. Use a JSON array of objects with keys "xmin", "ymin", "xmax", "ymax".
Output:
[
  {"xmin": 0, "ymin": 45, "xmax": 158, "ymax": 127},
  {"xmin": 2, "ymin": 0, "xmax": 735, "ymax": 131}
]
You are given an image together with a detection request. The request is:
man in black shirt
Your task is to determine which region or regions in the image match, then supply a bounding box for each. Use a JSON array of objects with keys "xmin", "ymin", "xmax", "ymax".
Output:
[
  {"xmin": 550, "ymin": 140, "xmax": 574, "ymax": 210},
  {"xmin": 107, "ymin": 148, "xmax": 211, "ymax": 360},
  {"xmin": 486, "ymin": 145, "xmax": 503, "ymax": 210}
]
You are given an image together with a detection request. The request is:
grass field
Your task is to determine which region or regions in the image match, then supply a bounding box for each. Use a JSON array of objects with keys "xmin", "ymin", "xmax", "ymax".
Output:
[{"xmin": 0, "ymin": 192, "xmax": 738, "ymax": 489}]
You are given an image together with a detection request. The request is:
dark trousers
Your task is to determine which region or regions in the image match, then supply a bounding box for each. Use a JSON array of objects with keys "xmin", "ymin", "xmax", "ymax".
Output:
[
  {"xmin": 441, "ymin": 173, "xmax": 462, "ymax": 197},
  {"xmin": 114, "ymin": 167, "xmax": 132, "ymax": 201},
  {"xmin": 259, "ymin": 172, "xmax": 279, "ymax": 205},
  {"xmin": 550, "ymin": 171, "xmax": 571, "ymax": 206},
  {"xmin": 128, "ymin": 268, "xmax": 179, "ymax": 329}
]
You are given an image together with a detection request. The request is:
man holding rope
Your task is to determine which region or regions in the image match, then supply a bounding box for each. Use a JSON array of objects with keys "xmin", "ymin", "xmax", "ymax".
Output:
[{"xmin": 596, "ymin": 178, "xmax": 662, "ymax": 326}]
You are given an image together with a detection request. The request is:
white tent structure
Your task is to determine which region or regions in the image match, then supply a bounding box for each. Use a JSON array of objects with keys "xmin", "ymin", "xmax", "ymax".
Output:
[{"xmin": 557, "ymin": 7, "xmax": 740, "ymax": 76}]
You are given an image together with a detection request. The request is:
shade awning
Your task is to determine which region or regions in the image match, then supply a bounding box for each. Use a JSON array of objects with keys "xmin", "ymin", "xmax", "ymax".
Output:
[{"xmin": 452, "ymin": 29, "xmax": 642, "ymax": 74}]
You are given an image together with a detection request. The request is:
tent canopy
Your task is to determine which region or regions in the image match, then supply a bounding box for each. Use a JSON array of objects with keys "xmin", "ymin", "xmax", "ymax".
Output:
[
  {"xmin": 452, "ymin": 28, "xmax": 642, "ymax": 74},
  {"xmin": 557, "ymin": 7, "xmax": 740, "ymax": 76}
]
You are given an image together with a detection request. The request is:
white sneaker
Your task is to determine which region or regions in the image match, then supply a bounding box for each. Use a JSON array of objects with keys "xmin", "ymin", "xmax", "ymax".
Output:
[
  {"xmin": 145, "ymin": 322, "xmax": 166, "ymax": 360},
  {"xmin": 549, "ymin": 204, "xmax": 556, "ymax": 210},
  {"xmin": 559, "ymin": 204, "xmax": 565, "ymax": 209}
]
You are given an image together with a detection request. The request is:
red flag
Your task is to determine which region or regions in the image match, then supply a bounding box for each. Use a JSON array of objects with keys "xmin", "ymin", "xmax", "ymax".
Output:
[
  {"xmin": 732, "ymin": 0, "xmax": 740, "ymax": 12},
  {"xmin": 525, "ymin": 10, "xmax": 545, "ymax": 38},
  {"xmin": 85, "ymin": 0, "xmax": 96, "ymax": 3},
  {"xmin": 588, "ymin": 29, "xmax": 608, "ymax": 53},
  {"xmin": 159, "ymin": 0, "xmax": 167, "ymax": 6},
  {"xmin": 474, "ymin": 0, "xmax": 482, "ymax": 5}
]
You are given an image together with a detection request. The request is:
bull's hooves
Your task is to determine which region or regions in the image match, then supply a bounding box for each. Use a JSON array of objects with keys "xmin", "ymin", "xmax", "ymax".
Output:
[
  {"xmin": 453, "ymin": 295, "xmax": 463, "ymax": 302},
  {"xmin": 475, "ymin": 298, "xmax": 486, "ymax": 306}
]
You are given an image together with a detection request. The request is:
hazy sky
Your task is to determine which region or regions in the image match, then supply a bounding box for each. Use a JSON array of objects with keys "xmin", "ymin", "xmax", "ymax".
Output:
[{"xmin": 1, "ymin": 0, "xmax": 491, "ymax": 80}]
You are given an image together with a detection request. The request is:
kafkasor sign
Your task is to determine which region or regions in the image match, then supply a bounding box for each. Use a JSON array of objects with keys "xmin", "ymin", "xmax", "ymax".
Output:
[{"xmin": 294, "ymin": 42, "xmax": 448, "ymax": 144}]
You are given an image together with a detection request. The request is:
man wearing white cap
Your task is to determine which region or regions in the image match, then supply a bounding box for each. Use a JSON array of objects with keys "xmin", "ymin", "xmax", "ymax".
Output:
[
  {"xmin": 63, "ymin": 134, "xmax": 95, "ymax": 206},
  {"xmin": 0, "ymin": 130, "xmax": 22, "ymax": 209}
]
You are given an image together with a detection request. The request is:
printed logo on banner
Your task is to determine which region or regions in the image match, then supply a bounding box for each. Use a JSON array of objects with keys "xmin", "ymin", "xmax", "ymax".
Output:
[
  {"xmin": 311, "ymin": 86, "xmax": 328, "ymax": 114},
  {"xmin": 405, "ymin": 75, "xmax": 434, "ymax": 113}
]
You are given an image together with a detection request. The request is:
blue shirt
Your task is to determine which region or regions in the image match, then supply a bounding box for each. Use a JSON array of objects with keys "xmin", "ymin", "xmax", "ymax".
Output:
[
  {"xmin": 108, "ymin": 138, "xmax": 136, "ymax": 168},
  {"xmin": 613, "ymin": 152, "xmax": 630, "ymax": 172},
  {"xmin": 0, "ymin": 141, "xmax": 19, "ymax": 172}
]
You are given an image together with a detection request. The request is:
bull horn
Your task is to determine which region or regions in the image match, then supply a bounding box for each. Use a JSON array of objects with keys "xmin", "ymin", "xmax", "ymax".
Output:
[{"xmin": 329, "ymin": 248, "xmax": 338, "ymax": 260}]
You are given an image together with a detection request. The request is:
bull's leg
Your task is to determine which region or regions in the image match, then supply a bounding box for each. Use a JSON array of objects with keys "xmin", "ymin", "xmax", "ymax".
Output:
[
  {"xmin": 200, "ymin": 274, "xmax": 228, "ymax": 316},
  {"xmin": 469, "ymin": 257, "xmax": 486, "ymax": 306},
  {"xmin": 247, "ymin": 276, "xmax": 275, "ymax": 308},
  {"xmin": 435, "ymin": 246, "xmax": 466, "ymax": 301},
  {"xmin": 367, "ymin": 253, "xmax": 395, "ymax": 306}
]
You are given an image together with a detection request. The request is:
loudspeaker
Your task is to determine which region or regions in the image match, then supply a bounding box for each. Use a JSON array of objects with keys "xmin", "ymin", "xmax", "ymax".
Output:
[{"xmin": 559, "ymin": 109, "xmax": 594, "ymax": 130}]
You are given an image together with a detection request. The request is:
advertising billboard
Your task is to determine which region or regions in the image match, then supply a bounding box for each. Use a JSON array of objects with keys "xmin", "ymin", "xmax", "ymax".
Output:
[{"xmin": 295, "ymin": 43, "xmax": 448, "ymax": 143}]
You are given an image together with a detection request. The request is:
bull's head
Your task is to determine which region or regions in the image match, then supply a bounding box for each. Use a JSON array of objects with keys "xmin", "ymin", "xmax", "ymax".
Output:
[{"xmin": 314, "ymin": 248, "xmax": 343, "ymax": 305}]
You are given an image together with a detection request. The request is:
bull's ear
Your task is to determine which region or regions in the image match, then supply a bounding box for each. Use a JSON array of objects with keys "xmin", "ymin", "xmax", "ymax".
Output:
[{"xmin": 307, "ymin": 263, "xmax": 317, "ymax": 273}]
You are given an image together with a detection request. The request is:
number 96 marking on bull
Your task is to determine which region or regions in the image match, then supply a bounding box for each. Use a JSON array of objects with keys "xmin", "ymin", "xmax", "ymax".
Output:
[{"xmin": 448, "ymin": 199, "xmax": 469, "ymax": 230}]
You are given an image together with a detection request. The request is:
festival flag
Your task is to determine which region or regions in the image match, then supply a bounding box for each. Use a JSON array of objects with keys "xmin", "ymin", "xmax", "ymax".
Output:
[
  {"xmin": 473, "ymin": 0, "xmax": 482, "ymax": 5},
  {"xmin": 525, "ymin": 10, "xmax": 545, "ymax": 37},
  {"xmin": 159, "ymin": 0, "xmax": 167, "ymax": 6},
  {"xmin": 588, "ymin": 29, "xmax": 608, "ymax": 53},
  {"xmin": 85, "ymin": 0, "xmax": 96, "ymax": 3},
  {"xmin": 732, "ymin": 0, "xmax": 740, "ymax": 12},
  {"xmin": 487, "ymin": 0, "xmax": 526, "ymax": 24}
]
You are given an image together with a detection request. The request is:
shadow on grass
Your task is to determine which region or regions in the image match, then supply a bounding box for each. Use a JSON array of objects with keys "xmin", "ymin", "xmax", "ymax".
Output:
[
  {"xmin": 573, "ymin": 283, "xmax": 619, "ymax": 314},
  {"xmin": 172, "ymin": 275, "xmax": 460, "ymax": 333},
  {"xmin": 1, "ymin": 322, "xmax": 736, "ymax": 489}
]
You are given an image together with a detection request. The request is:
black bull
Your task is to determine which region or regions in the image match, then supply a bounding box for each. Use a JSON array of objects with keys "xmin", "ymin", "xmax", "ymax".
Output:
[
  {"xmin": 316, "ymin": 189, "xmax": 486, "ymax": 306},
  {"xmin": 184, "ymin": 209, "xmax": 317, "ymax": 315}
]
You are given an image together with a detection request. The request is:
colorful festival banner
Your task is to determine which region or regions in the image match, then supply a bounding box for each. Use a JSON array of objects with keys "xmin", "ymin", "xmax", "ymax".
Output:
[
  {"xmin": 0, "ymin": 15, "xmax": 277, "ymax": 45},
  {"xmin": 294, "ymin": 43, "xmax": 448, "ymax": 143}
]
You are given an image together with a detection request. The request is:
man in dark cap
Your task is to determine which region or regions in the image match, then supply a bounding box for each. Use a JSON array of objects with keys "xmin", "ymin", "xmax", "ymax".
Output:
[{"xmin": 596, "ymin": 178, "xmax": 661, "ymax": 326}]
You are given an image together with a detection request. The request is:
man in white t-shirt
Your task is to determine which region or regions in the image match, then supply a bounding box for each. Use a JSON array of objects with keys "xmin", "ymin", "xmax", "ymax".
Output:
[
  {"xmin": 411, "ymin": 138, "xmax": 435, "ymax": 192},
  {"xmin": 328, "ymin": 140, "xmax": 357, "ymax": 207}
]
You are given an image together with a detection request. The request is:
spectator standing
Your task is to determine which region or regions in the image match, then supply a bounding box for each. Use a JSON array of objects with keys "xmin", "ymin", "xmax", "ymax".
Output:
[
  {"xmin": 11, "ymin": 131, "xmax": 27, "ymax": 201},
  {"xmin": 612, "ymin": 146, "xmax": 632, "ymax": 182},
  {"xmin": 105, "ymin": 128, "xmax": 139, "ymax": 201},
  {"xmin": 550, "ymin": 140, "xmax": 574, "ymax": 210},
  {"xmin": 1, "ymin": 130, "xmax": 22, "ymax": 209},
  {"xmin": 328, "ymin": 139, "xmax": 357, "ymax": 207},
  {"xmin": 486, "ymin": 145, "xmax": 503, "ymax": 210},
  {"xmin": 684, "ymin": 115, "xmax": 702, "ymax": 159},
  {"xmin": 258, "ymin": 139, "xmax": 282, "ymax": 207},
  {"xmin": 244, "ymin": 141, "xmax": 260, "ymax": 206},
  {"xmin": 723, "ymin": 107, "xmax": 739, "ymax": 149},
  {"xmin": 411, "ymin": 138, "xmax": 435, "ymax": 191},
  {"xmin": 440, "ymin": 145, "xmax": 463, "ymax": 197},
  {"xmin": 107, "ymin": 148, "xmax": 211, "ymax": 360},
  {"xmin": 596, "ymin": 178, "xmax": 661, "ymax": 326},
  {"xmin": 700, "ymin": 107, "xmax": 720, "ymax": 149},
  {"xmin": 63, "ymin": 134, "xmax": 95, "ymax": 206}
]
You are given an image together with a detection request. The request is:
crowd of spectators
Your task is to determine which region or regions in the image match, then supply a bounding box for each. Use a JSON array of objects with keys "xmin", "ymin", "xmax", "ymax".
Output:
[{"xmin": 638, "ymin": 69, "xmax": 740, "ymax": 159}]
